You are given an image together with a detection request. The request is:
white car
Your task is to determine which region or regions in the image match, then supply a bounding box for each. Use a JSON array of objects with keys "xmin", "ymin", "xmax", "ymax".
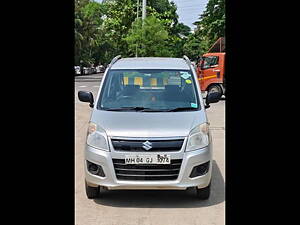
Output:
[
  {"xmin": 83, "ymin": 67, "xmax": 91, "ymax": 75},
  {"xmin": 74, "ymin": 66, "xmax": 81, "ymax": 75},
  {"xmin": 96, "ymin": 66, "xmax": 101, "ymax": 73},
  {"xmin": 96, "ymin": 65, "xmax": 105, "ymax": 73}
]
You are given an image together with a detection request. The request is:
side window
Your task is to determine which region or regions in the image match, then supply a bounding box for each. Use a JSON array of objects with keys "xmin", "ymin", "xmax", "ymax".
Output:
[
  {"xmin": 102, "ymin": 72, "xmax": 125, "ymax": 100},
  {"xmin": 202, "ymin": 56, "xmax": 219, "ymax": 69},
  {"xmin": 210, "ymin": 56, "xmax": 219, "ymax": 66}
]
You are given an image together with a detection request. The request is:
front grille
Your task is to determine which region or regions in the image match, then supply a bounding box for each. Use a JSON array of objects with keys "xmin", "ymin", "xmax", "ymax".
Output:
[
  {"xmin": 112, "ymin": 158, "xmax": 182, "ymax": 181},
  {"xmin": 111, "ymin": 139, "xmax": 184, "ymax": 152}
]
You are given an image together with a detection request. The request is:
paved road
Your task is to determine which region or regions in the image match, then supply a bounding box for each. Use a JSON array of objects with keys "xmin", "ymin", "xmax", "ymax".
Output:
[
  {"xmin": 75, "ymin": 73, "xmax": 225, "ymax": 225},
  {"xmin": 75, "ymin": 73, "xmax": 103, "ymax": 103}
]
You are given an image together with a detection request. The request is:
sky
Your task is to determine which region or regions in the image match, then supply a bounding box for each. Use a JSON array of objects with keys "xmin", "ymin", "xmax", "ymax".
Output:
[
  {"xmin": 94, "ymin": 0, "xmax": 209, "ymax": 30},
  {"xmin": 171, "ymin": 0, "xmax": 208, "ymax": 30}
]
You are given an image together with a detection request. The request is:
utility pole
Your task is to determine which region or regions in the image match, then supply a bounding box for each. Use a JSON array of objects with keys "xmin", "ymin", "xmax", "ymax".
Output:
[
  {"xmin": 140, "ymin": 0, "xmax": 146, "ymax": 57},
  {"xmin": 136, "ymin": 0, "xmax": 145, "ymax": 57},
  {"xmin": 142, "ymin": 0, "xmax": 146, "ymax": 20},
  {"xmin": 136, "ymin": 0, "xmax": 139, "ymax": 19},
  {"xmin": 135, "ymin": 0, "xmax": 139, "ymax": 57}
]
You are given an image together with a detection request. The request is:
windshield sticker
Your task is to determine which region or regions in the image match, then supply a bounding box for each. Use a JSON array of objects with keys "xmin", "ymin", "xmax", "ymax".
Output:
[
  {"xmin": 185, "ymin": 79, "xmax": 192, "ymax": 84},
  {"xmin": 180, "ymin": 72, "xmax": 191, "ymax": 79},
  {"xmin": 191, "ymin": 103, "xmax": 198, "ymax": 108},
  {"xmin": 168, "ymin": 76, "xmax": 181, "ymax": 85}
]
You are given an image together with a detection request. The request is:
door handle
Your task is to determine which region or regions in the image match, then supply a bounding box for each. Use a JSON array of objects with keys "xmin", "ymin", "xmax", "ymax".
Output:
[{"xmin": 213, "ymin": 69, "xmax": 220, "ymax": 72}]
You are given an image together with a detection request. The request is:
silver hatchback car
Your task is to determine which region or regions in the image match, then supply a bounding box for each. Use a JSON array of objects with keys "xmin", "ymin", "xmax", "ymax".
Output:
[{"xmin": 78, "ymin": 56, "xmax": 221, "ymax": 199}]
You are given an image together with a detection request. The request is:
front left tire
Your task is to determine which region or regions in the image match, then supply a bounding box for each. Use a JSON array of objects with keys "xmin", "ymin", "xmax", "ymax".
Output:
[{"xmin": 196, "ymin": 181, "xmax": 211, "ymax": 200}]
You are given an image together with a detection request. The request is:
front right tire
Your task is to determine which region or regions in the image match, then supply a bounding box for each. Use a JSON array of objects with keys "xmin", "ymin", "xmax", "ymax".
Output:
[{"xmin": 85, "ymin": 181, "xmax": 100, "ymax": 199}]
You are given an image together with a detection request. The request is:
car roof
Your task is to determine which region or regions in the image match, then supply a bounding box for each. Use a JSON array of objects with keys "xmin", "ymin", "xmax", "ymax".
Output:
[{"xmin": 111, "ymin": 57, "xmax": 190, "ymax": 70}]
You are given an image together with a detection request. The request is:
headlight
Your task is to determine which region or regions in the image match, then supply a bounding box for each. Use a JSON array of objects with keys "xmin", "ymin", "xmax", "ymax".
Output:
[
  {"xmin": 86, "ymin": 122, "xmax": 109, "ymax": 151},
  {"xmin": 186, "ymin": 123, "xmax": 210, "ymax": 151}
]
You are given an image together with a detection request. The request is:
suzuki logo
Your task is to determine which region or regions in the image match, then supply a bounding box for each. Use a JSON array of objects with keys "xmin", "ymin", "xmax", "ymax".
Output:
[{"xmin": 142, "ymin": 141, "xmax": 152, "ymax": 150}]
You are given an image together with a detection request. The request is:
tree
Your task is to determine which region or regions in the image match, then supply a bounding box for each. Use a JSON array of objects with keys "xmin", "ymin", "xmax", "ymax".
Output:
[
  {"xmin": 125, "ymin": 16, "xmax": 171, "ymax": 57},
  {"xmin": 74, "ymin": 0, "xmax": 105, "ymax": 66},
  {"xmin": 173, "ymin": 23, "xmax": 191, "ymax": 38},
  {"xmin": 146, "ymin": 1, "xmax": 191, "ymax": 57},
  {"xmin": 74, "ymin": 0, "xmax": 201, "ymax": 65},
  {"xmin": 101, "ymin": 0, "xmax": 137, "ymax": 60},
  {"xmin": 147, "ymin": 0, "xmax": 179, "ymax": 32},
  {"xmin": 194, "ymin": 0, "xmax": 225, "ymax": 52},
  {"xmin": 181, "ymin": 0, "xmax": 225, "ymax": 60},
  {"xmin": 183, "ymin": 35, "xmax": 208, "ymax": 61}
]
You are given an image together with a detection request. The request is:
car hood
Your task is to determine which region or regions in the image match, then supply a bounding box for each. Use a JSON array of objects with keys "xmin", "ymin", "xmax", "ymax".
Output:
[{"xmin": 90, "ymin": 110, "xmax": 207, "ymax": 138}]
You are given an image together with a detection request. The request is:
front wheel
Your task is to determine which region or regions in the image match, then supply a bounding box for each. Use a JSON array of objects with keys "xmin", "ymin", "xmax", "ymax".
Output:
[
  {"xmin": 196, "ymin": 182, "xmax": 211, "ymax": 200},
  {"xmin": 85, "ymin": 181, "xmax": 100, "ymax": 199},
  {"xmin": 207, "ymin": 84, "xmax": 222, "ymax": 96}
]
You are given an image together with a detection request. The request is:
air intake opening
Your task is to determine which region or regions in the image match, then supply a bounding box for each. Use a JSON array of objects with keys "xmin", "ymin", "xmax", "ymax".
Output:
[
  {"xmin": 87, "ymin": 160, "xmax": 105, "ymax": 177},
  {"xmin": 189, "ymin": 161, "xmax": 210, "ymax": 178}
]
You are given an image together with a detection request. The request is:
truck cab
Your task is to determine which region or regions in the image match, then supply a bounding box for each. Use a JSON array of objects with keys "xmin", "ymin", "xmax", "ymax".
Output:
[
  {"xmin": 196, "ymin": 37, "xmax": 225, "ymax": 96},
  {"xmin": 197, "ymin": 52, "xmax": 225, "ymax": 95}
]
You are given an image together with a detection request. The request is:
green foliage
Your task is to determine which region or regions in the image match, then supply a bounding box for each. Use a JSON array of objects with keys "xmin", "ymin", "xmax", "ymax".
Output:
[
  {"xmin": 173, "ymin": 23, "xmax": 191, "ymax": 37},
  {"xmin": 74, "ymin": 0, "xmax": 225, "ymax": 66},
  {"xmin": 75, "ymin": 0, "xmax": 105, "ymax": 66},
  {"xmin": 194, "ymin": 0, "xmax": 225, "ymax": 52},
  {"xmin": 100, "ymin": 0, "xmax": 136, "ymax": 60},
  {"xmin": 182, "ymin": 0, "xmax": 225, "ymax": 60},
  {"xmin": 183, "ymin": 36, "xmax": 202, "ymax": 61},
  {"xmin": 125, "ymin": 16, "xmax": 171, "ymax": 57},
  {"xmin": 148, "ymin": 0, "xmax": 175, "ymax": 14}
]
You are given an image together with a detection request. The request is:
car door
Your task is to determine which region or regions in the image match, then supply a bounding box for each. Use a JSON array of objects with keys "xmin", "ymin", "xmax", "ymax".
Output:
[{"xmin": 199, "ymin": 56, "xmax": 220, "ymax": 90}]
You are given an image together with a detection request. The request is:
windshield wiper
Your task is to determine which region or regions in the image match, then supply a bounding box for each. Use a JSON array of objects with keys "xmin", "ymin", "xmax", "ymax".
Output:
[
  {"xmin": 103, "ymin": 106, "xmax": 151, "ymax": 111},
  {"xmin": 167, "ymin": 107, "xmax": 198, "ymax": 112},
  {"xmin": 103, "ymin": 107, "xmax": 198, "ymax": 112},
  {"xmin": 141, "ymin": 108, "xmax": 170, "ymax": 112}
]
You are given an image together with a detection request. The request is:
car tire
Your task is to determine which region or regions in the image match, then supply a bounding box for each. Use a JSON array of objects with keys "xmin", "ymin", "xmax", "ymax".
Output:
[
  {"xmin": 196, "ymin": 182, "xmax": 211, "ymax": 200},
  {"xmin": 85, "ymin": 181, "xmax": 100, "ymax": 199},
  {"xmin": 207, "ymin": 84, "xmax": 222, "ymax": 96}
]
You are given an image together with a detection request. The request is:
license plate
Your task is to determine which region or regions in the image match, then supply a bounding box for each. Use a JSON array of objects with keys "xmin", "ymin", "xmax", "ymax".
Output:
[{"xmin": 125, "ymin": 154, "xmax": 171, "ymax": 164}]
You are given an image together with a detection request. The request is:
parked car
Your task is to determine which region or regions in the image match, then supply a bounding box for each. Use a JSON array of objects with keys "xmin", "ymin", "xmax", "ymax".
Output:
[
  {"xmin": 96, "ymin": 66, "xmax": 101, "ymax": 73},
  {"xmin": 78, "ymin": 55, "xmax": 221, "ymax": 200},
  {"xmin": 91, "ymin": 66, "xmax": 97, "ymax": 74},
  {"xmin": 99, "ymin": 65, "xmax": 105, "ymax": 73},
  {"xmin": 74, "ymin": 66, "xmax": 81, "ymax": 76},
  {"xmin": 83, "ymin": 67, "xmax": 91, "ymax": 75},
  {"xmin": 96, "ymin": 65, "xmax": 105, "ymax": 73},
  {"xmin": 95, "ymin": 65, "xmax": 105, "ymax": 73}
]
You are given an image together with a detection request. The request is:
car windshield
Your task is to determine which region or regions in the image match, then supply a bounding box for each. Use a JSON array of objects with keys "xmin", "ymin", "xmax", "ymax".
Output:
[{"xmin": 97, "ymin": 69, "xmax": 200, "ymax": 111}]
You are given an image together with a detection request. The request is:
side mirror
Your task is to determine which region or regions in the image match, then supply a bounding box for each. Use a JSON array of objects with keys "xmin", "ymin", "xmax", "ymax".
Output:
[
  {"xmin": 78, "ymin": 91, "xmax": 94, "ymax": 108},
  {"xmin": 205, "ymin": 91, "xmax": 222, "ymax": 108}
]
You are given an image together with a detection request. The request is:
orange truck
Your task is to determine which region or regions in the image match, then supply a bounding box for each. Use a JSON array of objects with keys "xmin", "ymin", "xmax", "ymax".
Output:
[{"xmin": 196, "ymin": 37, "xmax": 225, "ymax": 96}]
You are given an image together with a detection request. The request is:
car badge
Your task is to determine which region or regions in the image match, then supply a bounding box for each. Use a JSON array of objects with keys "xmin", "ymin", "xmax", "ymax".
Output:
[{"xmin": 142, "ymin": 141, "xmax": 152, "ymax": 150}]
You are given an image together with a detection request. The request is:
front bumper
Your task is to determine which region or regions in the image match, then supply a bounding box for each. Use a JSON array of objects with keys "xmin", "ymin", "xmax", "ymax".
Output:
[{"xmin": 84, "ymin": 143, "xmax": 212, "ymax": 190}]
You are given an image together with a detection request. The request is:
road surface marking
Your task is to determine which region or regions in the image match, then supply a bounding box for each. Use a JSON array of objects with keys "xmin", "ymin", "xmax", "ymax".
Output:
[{"xmin": 78, "ymin": 86, "xmax": 87, "ymax": 88}]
